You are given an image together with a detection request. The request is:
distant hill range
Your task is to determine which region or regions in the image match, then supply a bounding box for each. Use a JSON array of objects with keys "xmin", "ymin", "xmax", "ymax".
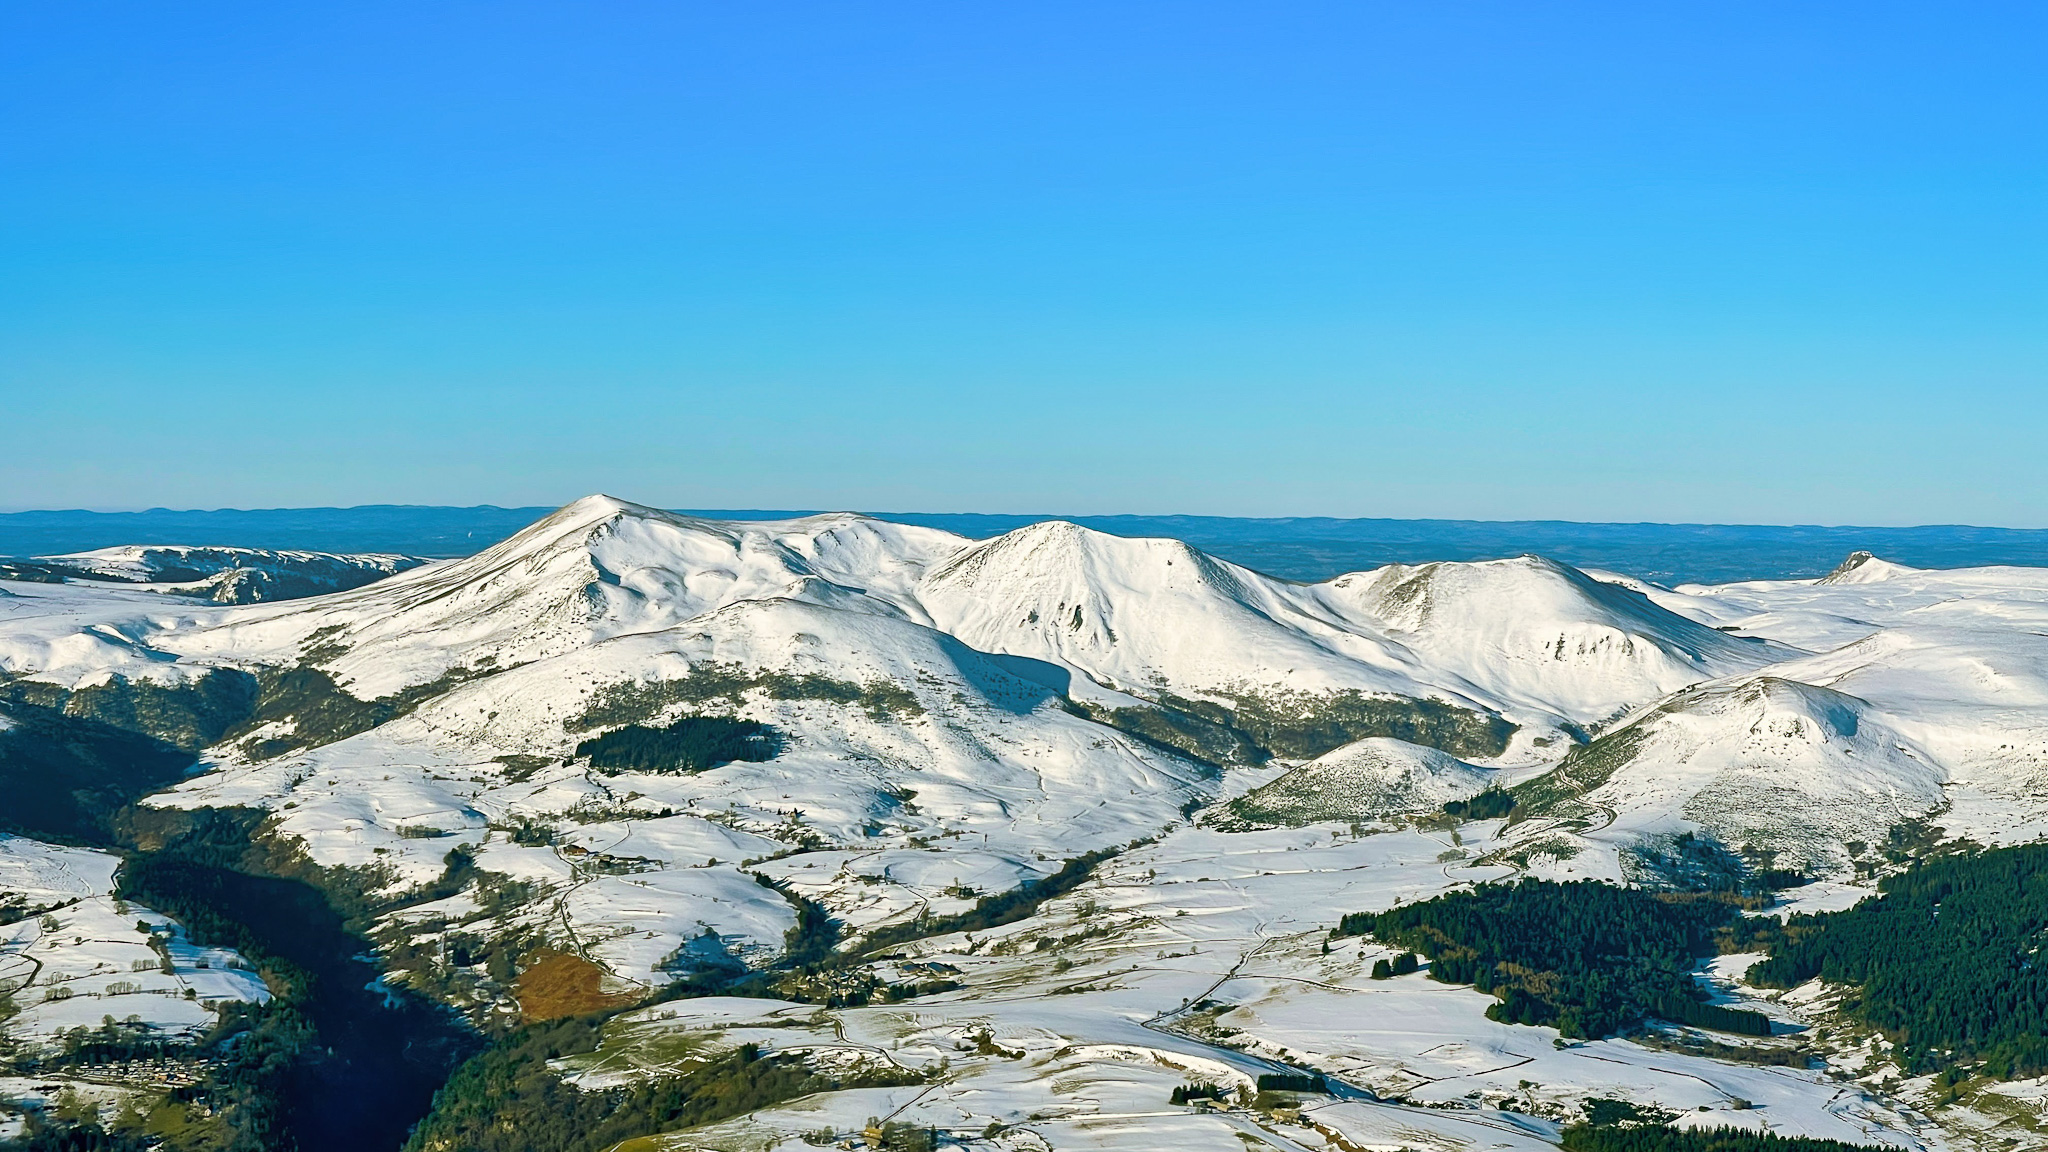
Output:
[{"xmin": 3, "ymin": 504, "xmax": 2046, "ymax": 585}]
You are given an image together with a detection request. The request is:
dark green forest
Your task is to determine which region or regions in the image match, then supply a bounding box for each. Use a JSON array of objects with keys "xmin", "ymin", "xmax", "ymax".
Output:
[
  {"xmin": 1738, "ymin": 841, "xmax": 2048, "ymax": 1077},
  {"xmin": 0, "ymin": 696, "xmax": 206, "ymax": 843},
  {"xmin": 1342, "ymin": 844, "xmax": 2048, "ymax": 1079},
  {"xmin": 0, "ymin": 707, "xmax": 189, "ymax": 842},
  {"xmin": 107, "ymin": 815, "xmax": 477, "ymax": 1152},
  {"xmin": 1559, "ymin": 1125, "xmax": 1888, "ymax": 1152},
  {"xmin": 1340, "ymin": 880, "xmax": 1770, "ymax": 1038},
  {"xmin": 1442, "ymin": 787, "xmax": 1516, "ymax": 821},
  {"xmin": 574, "ymin": 716, "xmax": 777, "ymax": 775}
]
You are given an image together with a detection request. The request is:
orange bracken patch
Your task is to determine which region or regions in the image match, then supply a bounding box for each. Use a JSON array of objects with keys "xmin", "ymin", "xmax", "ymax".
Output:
[{"xmin": 513, "ymin": 950, "xmax": 635, "ymax": 1022}]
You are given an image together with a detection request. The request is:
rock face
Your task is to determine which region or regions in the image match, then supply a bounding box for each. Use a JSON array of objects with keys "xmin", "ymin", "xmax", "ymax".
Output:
[{"xmin": 1818, "ymin": 550, "xmax": 1921, "ymax": 586}]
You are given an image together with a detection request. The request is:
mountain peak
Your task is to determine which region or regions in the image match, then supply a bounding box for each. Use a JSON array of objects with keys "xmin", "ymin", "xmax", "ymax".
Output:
[
  {"xmin": 924, "ymin": 519, "xmax": 1226, "ymax": 591},
  {"xmin": 537, "ymin": 493, "xmax": 674, "ymax": 532},
  {"xmin": 1818, "ymin": 550, "xmax": 1919, "ymax": 585}
]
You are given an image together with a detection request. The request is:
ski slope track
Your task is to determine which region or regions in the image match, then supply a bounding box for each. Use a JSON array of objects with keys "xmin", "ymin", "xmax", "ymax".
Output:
[{"xmin": 5, "ymin": 494, "xmax": 2048, "ymax": 1150}]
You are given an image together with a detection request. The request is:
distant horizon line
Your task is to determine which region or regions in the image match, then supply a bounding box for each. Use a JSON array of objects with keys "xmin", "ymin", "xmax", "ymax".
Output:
[{"xmin": 2, "ymin": 502, "xmax": 2045, "ymax": 534}]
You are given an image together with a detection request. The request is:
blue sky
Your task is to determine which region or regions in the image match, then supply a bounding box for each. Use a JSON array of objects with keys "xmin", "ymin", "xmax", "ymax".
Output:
[{"xmin": 3, "ymin": 3, "xmax": 2043, "ymax": 523}]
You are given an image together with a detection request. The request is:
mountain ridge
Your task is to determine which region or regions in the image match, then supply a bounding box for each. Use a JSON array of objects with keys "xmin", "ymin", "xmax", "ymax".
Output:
[{"xmin": 13, "ymin": 503, "xmax": 2048, "ymax": 583}]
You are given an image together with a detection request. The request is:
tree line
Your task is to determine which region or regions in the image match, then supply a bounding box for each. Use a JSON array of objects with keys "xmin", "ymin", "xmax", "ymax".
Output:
[
  {"xmin": 1736, "ymin": 841, "xmax": 2048, "ymax": 1077},
  {"xmin": 575, "ymin": 716, "xmax": 778, "ymax": 775},
  {"xmin": 1339, "ymin": 839, "xmax": 2048, "ymax": 1079},
  {"xmin": 1338, "ymin": 879, "xmax": 1770, "ymax": 1039},
  {"xmin": 1560, "ymin": 1125, "xmax": 1888, "ymax": 1152}
]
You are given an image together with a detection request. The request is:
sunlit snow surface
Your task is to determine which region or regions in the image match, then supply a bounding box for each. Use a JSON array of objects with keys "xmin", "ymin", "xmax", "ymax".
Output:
[
  {"xmin": 0, "ymin": 837, "xmax": 269, "ymax": 1046},
  {"xmin": 7, "ymin": 498, "xmax": 2048, "ymax": 1147},
  {"xmin": 565, "ymin": 828, "xmax": 1931, "ymax": 1151}
]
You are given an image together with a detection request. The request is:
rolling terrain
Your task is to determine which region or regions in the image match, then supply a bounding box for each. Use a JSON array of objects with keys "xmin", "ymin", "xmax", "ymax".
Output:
[
  {"xmin": 4, "ymin": 495, "xmax": 2048, "ymax": 1151},
  {"xmin": 0, "ymin": 545, "xmax": 426, "ymax": 604}
]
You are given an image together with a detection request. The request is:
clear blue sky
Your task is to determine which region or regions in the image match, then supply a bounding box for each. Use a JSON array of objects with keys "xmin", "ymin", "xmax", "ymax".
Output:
[{"xmin": 3, "ymin": 3, "xmax": 2043, "ymax": 523}]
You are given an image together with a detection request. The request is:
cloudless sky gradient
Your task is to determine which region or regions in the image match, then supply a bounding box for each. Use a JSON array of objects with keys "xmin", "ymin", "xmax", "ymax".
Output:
[{"xmin": 3, "ymin": 3, "xmax": 2044, "ymax": 523}]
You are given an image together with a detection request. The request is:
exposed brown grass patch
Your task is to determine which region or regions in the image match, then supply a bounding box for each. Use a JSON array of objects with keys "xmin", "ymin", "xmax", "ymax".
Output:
[{"xmin": 515, "ymin": 950, "xmax": 635, "ymax": 1022}]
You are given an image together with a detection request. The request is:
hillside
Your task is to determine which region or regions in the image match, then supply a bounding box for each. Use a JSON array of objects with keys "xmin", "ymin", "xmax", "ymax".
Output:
[
  {"xmin": 1208, "ymin": 736, "xmax": 1493, "ymax": 830},
  {"xmin": 1313, "ymin": 555, "xmax": 1784, "ymax": 725},
  {"xmin": 922, "ymin": 522, "xmax": 1777, "ymax": 762},
  {"xmin": 1513, "ymin": 675, "xmax": 1948, "ymax": 876},
  {"xmin": 1, "ymin": 544, "xmax": 425, "ymax": 603}
]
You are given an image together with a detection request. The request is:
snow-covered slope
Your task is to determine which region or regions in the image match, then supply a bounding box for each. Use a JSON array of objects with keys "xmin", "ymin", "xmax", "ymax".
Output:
[
  {"xmin": 1, "ymin": 497, "xmax": 1799, "ymax": 985},
  {"xmin": 1, "ymin": 501, "xmax": 1790, "ymax": 762},
  {"xmin": 0, "ymin": 579, "xmax": 214, "ymax": 687},
  {"xmin": 920, "ymin": 523, "xmax": 1776, "ymax": 748},
  {"xmin": 918, "ymin": 520, "xmax": 1446, "ymax": 704},
  {"xmin": 161, "ymin": 496, "xmax": 963, "ymax": 697},
  {"xmin": 11, "ymin": 545, "xmax": 427, "ymax": 604},
  {"xmin": 48, "ymin": 504, "xmax": 1190, "ymax": 984},
  {"xmin": 0, "ymin": 836, "xmax": 269, "ymax": 1052},
  {"xmin": 1519, "ymin": 675, "xmax": 1947, "ymax": 874},
  {"xmin": 1641, "ymin": 551, "xmax": 2048, "ymax": 650},
  {"xmin": 10, "ymin": 511, "xmax": 2048, "ymax": 1150},
  {"xmin": 1312, "ymin": 555, "xmax": 1783, "ymax": 724},
  {"xmin": 1740, "ymin": 625, "xmax": 2048, "ymax": 845}
]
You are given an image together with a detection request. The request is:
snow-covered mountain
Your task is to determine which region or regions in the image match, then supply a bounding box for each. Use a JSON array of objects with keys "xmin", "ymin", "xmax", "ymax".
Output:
[
  {"xmin": 159, "ymin": 497, "xmax": 957, "ymax": 696},
  {"xmin": 1493, "ymin": 554, "xmax": 2048, "ymax": 878},
  {"xmin": 1312, "ymin": 555, "xmax": 1783, "ymax": 725},
  {"xmin": 9, "ymin": 503, "xmax": 2048, "ymax": 1151},
  {"xmin": 1516, "ymin": 675, "xmax": 1947, "ymax": 874},
  {"xmin": 66, "ymin": 497, "xmax": 1769, "ymax": 760},
  {"xmin": 1, "ymin": 544, "xmax": 426, "ymax": 604},
  {"xmin": 919, "ymin": 521, "xmax": 1778, "ymax": 759},
  {"xmin": 6, "ymin": 502, "xmax": 2048, "ymax": 1009},
  {"xmin": 1816, "ymin": 550, "xmax": 1921, "ymax": 585}
]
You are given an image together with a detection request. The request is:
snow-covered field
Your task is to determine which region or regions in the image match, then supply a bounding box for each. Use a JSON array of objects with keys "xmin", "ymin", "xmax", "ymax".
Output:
[
  {"xmin": 0, "ymin": 837, "xmax": 268, "ymax": 1046},
  {"xmin": 6, "ymin": 496, "xmax": 2048, "ymax": 1148},
  {"xmin": 0, "ymin": 838, "xmax": 271, "ymax": 1136},
  {"xmin": 538, "ymin": 819, "xmax": 1935, "ymax": 1151}
]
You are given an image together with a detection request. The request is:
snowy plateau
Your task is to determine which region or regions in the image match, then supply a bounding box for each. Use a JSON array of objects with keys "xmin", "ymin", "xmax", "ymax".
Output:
[{"xmin": 5, "ymin": 495, "xmax": 2048, "ymax": 1151}]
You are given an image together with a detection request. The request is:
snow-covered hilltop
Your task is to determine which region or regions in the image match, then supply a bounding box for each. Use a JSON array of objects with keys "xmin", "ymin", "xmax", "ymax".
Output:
[{"xmin": 0, "ymin": 544, "xmax": 427, "ymax": 604}]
